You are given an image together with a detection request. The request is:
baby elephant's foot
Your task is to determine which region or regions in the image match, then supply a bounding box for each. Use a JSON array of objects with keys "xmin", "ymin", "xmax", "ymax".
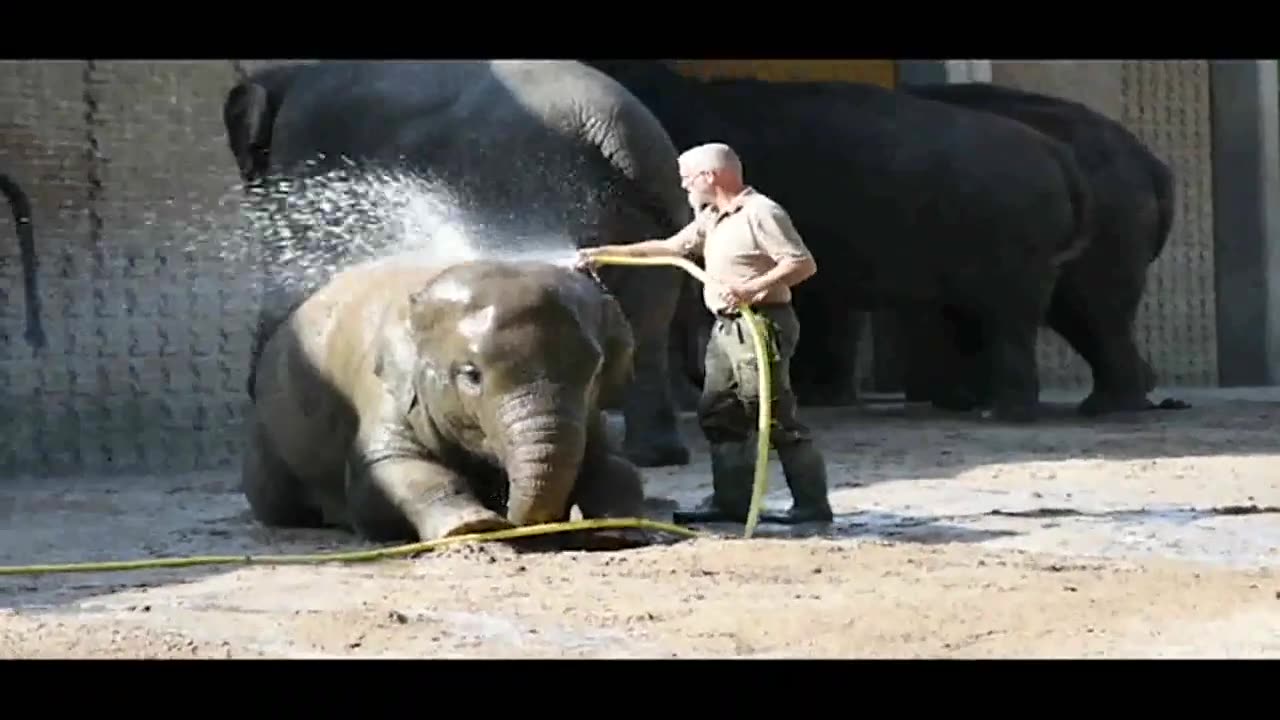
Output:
[{"xmin": 418, "ymin": 500, "xmax": 514, "ymax": 541}]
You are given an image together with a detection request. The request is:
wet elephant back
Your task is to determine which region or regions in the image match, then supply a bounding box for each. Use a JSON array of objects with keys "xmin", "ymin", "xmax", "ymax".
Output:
[{"xmin": 259, "ymin": 261, "xmax": 449, "ymax": 486}]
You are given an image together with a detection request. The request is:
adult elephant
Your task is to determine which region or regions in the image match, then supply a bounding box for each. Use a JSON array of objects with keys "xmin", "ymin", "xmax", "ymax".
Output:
[
  {"xmin": 1, "ymin": 171, "xmax": 44, "ymax": 351},
  {"xmin": 222, "ymin": 60, "xmax": 694, "ymax": 467},
  {"xmin": 897, "ymin": 81, "xmax": 1186, "ymax": 415},
  {"xmin": 586, "ymin": 61, "xmax": 1094, "ymax": 422}
]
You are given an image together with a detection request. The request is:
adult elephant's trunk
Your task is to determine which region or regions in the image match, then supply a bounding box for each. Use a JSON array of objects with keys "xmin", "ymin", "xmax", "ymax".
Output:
[
  {"xmin": 0, "ymin": 172, "xmax": 44, "ymax": 350},
  {"xmin": 496, "ymin": 382, "xmax": 588, "ymax": 526}
]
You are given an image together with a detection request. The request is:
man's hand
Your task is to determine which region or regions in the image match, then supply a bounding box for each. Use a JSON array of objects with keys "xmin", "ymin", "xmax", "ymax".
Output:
[
  {"xmin": 718, "ymin": 278, "xmax": 769, "ymax": 307},
  {"xmin": 575, "ymin": 247, "xmax": 605, "ymax": 271}
]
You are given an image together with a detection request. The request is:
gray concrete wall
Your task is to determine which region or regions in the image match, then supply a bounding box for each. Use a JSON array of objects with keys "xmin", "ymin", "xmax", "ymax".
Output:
[{"xmin": 1209, "ymin": 60, "xmax": 1280, "ymax": 387}]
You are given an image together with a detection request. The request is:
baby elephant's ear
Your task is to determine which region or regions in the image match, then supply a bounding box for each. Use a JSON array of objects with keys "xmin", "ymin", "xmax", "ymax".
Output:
[
  {"xmin": 598, "ymin": 292, "xmax": 635, "ymax": 408},
  {"xmin": 405, "ymin": 283, "xmax": 460, "ymax": 341},
  {"xmin": 371, "ymin": 333, "xmax": 416, "ymax": 415},
  {"xmin": 374, "ymin": 294, "xmax": 433, "ymax": 414},
  {"xmin": 406, "ymin": 287, "xmax": 435, "ymax": 334}
]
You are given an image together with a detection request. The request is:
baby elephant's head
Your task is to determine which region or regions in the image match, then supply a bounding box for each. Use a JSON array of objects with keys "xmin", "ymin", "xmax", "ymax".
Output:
[{"xmin": 402, "ymin": 259, "xmax": 634, "ymax": 526}]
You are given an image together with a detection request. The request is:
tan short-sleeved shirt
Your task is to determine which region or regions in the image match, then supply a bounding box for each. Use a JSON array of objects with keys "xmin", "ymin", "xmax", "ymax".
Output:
[{"xmin": 670, "ymin": 187, "xmax": 814, "ymax": 313}]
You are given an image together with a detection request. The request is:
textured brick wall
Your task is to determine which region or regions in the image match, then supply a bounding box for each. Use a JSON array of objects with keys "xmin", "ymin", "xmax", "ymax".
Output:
[
  {"xmin": 989, "ymin": 61, "xmax": 1218, "ymax": 390},
  {"xmin": 0, "ymin": 60, "xmax": 262, "ymax": 479}
]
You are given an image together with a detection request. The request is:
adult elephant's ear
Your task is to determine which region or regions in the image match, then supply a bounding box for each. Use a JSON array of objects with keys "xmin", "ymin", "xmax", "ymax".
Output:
[
  {"xmin": 598, "ymin": 292, "xmax": 636, "ymax": 408},
  {"xmin": 223, "ymin": 80, "xmax": 273, "ymax": 182}
]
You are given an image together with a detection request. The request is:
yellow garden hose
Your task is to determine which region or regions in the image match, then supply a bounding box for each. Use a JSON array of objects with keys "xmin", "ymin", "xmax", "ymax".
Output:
[
  {"xmin": 590, "ymin": 254, "xmax": 774, "ymax": 539},
  {"xmin": 0, "ymin": 253, "xmax": 772, "ymax": 577},
  {"xmin": 0, "ymin": 518, "xmax": 704, "ymax": 577}
]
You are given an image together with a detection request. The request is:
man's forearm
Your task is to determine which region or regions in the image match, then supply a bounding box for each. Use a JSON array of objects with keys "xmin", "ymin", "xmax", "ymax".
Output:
[
  {"xmin": 593, "ymin": 238, "xmax": 680, "ymax": 258},
  {"xmin": 749, "ymin": 257, "xmax": 816, "ymax": 294}
]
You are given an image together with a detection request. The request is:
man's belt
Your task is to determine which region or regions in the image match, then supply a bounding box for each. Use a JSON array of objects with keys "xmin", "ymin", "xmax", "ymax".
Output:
[
  {"xmin": 714, "ymin": 301, "xmax": 788, "ymax": 319},
  {"xmin": 713, "ymin": 304, "xmax": 785, "ymax": 361}
]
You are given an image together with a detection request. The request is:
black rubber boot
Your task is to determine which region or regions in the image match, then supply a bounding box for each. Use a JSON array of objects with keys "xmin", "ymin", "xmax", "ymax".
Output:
[
  {"xmin": 761, "ymin": 440, "xmax": 834, "ymax": 525},
  {"xmin": 671, "ymin": 441, "xmax": 754, "ymax": 524}
]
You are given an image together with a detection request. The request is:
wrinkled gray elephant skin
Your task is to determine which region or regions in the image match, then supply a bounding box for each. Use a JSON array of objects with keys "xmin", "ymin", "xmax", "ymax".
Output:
[
  {"xmin": 1, "ymin": 171, "xmax": 44, "ymax": 351},
  {"xmin": 222, "ymin": 60, "xmax": 692, "ymax": 467},
  {"xmin": 242, "ymin": 257, "xmax": 648, "ymax": 543},
  {"xmin": 587, "ymin": 61, "xmax": 1094, "ymax": 422},
  {"xmin": 898, "ymin": 82, "xmax": 1187, "ymax": 415}
]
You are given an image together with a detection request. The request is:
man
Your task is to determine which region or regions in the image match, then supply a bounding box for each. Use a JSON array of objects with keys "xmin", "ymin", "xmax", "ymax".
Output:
[{"xmin": 578, "ymin": 142, "xmax": 833, "ymax": 525}]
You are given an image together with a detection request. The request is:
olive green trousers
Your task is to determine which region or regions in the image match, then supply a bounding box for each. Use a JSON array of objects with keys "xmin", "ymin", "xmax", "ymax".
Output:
[{"xmin": 688, "ymin": 303, "xmax": 833, "ymax": 524}]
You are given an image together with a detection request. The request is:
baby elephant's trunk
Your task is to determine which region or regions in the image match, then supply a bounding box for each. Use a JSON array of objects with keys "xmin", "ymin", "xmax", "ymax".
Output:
[{"xmin": 497, "ymin": 382, "xmax": 588, "ymax": 526}]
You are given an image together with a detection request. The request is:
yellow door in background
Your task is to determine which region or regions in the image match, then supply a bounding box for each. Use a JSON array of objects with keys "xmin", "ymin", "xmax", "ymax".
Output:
[{"xmin": 664, "ymin": 60, "xmax": 897, "ymax": 88}]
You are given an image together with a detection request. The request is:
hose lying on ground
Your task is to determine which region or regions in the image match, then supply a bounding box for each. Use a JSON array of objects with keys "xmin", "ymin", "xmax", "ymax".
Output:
[
  {"xmin": 0, "ymin": 254, "xmax": 773, "ymax": 577},
  {"xmin": 589, "ymin": 254, "xmax": 774, "ymax": 539},
  {"xmin": 0, "ymin": 518, "xmax": 704, "ymax": 577}
]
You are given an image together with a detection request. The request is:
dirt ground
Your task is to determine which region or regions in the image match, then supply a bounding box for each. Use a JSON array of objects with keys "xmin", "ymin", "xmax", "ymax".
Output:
[{"xmin": 1, "ymin": 387, "xmax": 1277, "ymax": 658}]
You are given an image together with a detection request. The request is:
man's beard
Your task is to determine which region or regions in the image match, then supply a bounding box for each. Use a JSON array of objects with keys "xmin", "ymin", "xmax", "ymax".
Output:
[{"xmin": 687, "ymin": 189, "xmax": 713, "ymax": 209}]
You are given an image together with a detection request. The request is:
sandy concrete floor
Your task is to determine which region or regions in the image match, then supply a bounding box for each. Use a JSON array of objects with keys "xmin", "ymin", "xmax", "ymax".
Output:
[{"xmin": 1, "ymin": 387, "xmax": 1277, "ymax": 658}]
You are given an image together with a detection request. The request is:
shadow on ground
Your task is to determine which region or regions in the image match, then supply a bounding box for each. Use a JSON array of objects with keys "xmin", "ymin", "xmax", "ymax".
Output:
[
  {"xmin": 647, "ymin": 390, "xmax": 1280, "ymax": 495},
  {"xmin": 675, "ymin": 510, "xmax": 1023, "ymax": 544}
]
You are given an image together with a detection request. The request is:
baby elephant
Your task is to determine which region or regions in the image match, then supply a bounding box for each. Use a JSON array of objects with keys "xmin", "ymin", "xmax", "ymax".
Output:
[{"xmin": 242, "ymin": 256, "xmax": 647, "ymax": 543}]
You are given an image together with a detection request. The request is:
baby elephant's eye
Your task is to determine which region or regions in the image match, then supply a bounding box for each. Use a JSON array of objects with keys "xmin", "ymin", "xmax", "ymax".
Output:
[{"xmin": 455, "ymin": 363, "xmax": 483, "ymax": 392}]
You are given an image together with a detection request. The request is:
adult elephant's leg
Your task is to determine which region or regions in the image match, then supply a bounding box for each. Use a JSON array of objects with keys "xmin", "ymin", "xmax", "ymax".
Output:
[
  {"xmin": 899, "ymin": 305, "xmax": 986, "ymax": 412},
  {"xmin": 602, "ymin": 262, "xmax": 691, "ymax": 467},
  {"xmin": 789, "ymin": 290, "xmax": 825, "ymax": 403},
  {"xmin": 1046, "ymin": 276, "xmax": 1172, "ymax": 415},
  {"xmin": 668, "ymin": 276, "xmax": 710, "ymax": 411},
  {"xmin": 898, "ymin": 307, "xmax": 944, "ymax": 404},
  {"xmin": 814, "ymin": 305, "xmax": 864, "ymax": 406},
  {"xmin": 979, "ymin": 285, "xmax": 1049, "ymax": 423},
  {"xmin": 942, "ymin": 306, "xmax": 993, "ymax": 410},
  {"xmin": 792, "ymin": 290, "xmax": 861, "ymax": 406}
]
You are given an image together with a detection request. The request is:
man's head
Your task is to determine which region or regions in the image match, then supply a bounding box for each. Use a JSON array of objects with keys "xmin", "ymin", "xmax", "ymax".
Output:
[{"xmin": 678, "ymin": 142, "xmax": 745, "ymax": 209}]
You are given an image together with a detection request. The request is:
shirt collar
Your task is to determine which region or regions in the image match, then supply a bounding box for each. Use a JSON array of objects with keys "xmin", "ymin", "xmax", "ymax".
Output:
[{"xmin": 712, "ymin": 186, "xmax": 756, "ymax": 218}]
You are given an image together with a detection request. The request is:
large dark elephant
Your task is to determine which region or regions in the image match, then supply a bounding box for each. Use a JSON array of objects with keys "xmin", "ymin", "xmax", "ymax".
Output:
[
  {"xmin": 896, "ymin": 81, "xmax": 1186, "ymax": 415},
  {"xmin": 586, "ymin": 61, "xmax": 1094, "ymax": 422},
  {"xmin": 222, "ymin": 60, "xmax": 694, "ymax": 467},
  {"xmin": 1, "ymin": 171, "xmax": 44, "ymax": 350},
  {"xmin": 243, "ymin": 256, "xmax": 646, "ymax": 541}
]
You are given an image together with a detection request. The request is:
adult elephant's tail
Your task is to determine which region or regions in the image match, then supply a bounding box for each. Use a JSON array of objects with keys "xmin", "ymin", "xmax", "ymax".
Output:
[
  {"xmin": 0, "ymin": 172, "xmax": 45, "ymax": 350},
  {"xmin": 1042, "ymin": 136, "xmax": 1096, "ymax": 268},
  {"xmin": 1147, "ymin": 152, "xmax": 1176, "ymax": 265}
]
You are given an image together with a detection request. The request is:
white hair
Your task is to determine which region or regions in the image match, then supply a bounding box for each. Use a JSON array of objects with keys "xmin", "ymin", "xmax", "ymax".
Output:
[{"xmin": 678, "ymin": 142, "xmax": 743, "ymax": 180}]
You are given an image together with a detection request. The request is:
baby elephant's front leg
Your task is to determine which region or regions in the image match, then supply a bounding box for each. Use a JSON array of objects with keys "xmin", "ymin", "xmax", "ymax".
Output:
[
  {"xmin": 346, "ymin": 456, "xmax": 512, "ymax": 542},
  {"xmin": 573, "ymin": 413, "xmax": 646, "ymax": 519},
  {"xmin": 569, "ymin": 450, "xmax": 658, "ymax": 550},
  {"xmin": 541, "ymin": 413, "xmax": 654, "ymax": 551},
  {"xmin": 573, "ymin": 452, "xmax": 646, "ymax": 520}
]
